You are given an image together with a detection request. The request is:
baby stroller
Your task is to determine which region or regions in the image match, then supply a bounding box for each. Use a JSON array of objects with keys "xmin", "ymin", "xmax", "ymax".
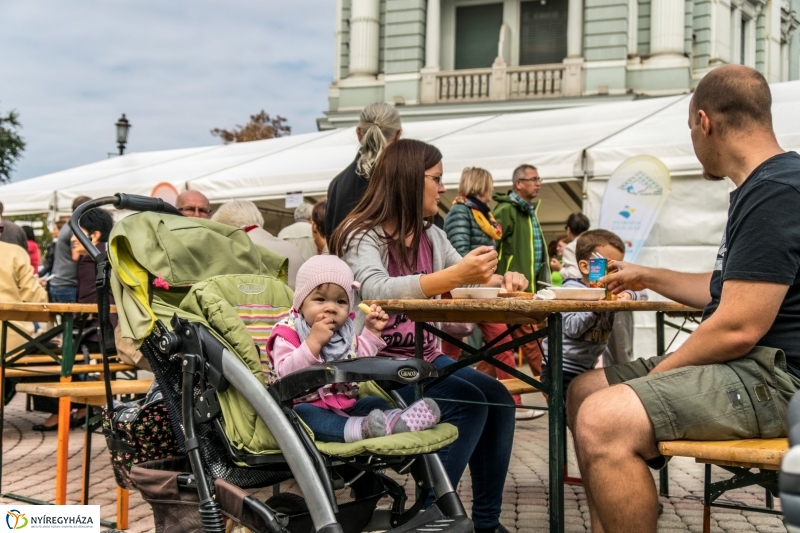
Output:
[{"xmin": 70, "ymin": 194, "xmax": 472, "ymax": 533}]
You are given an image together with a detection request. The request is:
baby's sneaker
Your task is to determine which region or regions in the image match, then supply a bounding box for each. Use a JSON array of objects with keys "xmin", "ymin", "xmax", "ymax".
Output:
[
  {"xmin": 361, "ymin": 410, "xmax": 388, "ymax": 439},
  {"xmin": 386, "ymin": 399, "xmax": 440, "ymax": 434}
]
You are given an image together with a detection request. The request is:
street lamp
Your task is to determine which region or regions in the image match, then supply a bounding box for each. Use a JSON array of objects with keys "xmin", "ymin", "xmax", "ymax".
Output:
[{"xmin": 115, "ymin": 114, "xmax": 131, "ymax": 155}]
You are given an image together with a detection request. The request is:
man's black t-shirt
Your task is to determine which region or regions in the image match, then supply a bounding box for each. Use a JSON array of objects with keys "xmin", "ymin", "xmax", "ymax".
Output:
[{"xmin": 703, "ymin": 151, "xmax": 800, "ymax": 377}]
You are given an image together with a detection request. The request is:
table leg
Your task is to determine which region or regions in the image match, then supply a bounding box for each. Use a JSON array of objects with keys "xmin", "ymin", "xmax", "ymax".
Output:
[
  {"xmin": 55, "ymin": 377, "xmax": 72, "ymax": 505},
  {"xmin": 116, "ymin": 487, "xmax": 129, "ymax": 530},
  {"xmin": 548, "ymin": 313, "xmax": 564, "ymax": 533}
]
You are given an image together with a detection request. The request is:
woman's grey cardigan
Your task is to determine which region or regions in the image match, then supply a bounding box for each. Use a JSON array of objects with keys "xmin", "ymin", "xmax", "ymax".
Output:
[{"xmin": 341, "ymin": 225, "xmax": 462, "ymax": 332}]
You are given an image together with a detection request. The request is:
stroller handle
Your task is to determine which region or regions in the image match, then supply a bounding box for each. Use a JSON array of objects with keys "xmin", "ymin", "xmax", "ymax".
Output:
[{"xmin": 70, "ymin": 193, "xmax": 183, "ymax": 261}]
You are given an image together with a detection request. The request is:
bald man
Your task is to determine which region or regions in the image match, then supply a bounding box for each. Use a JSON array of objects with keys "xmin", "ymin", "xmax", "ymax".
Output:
[
  {"xmin": 176, "ymin": 190, "xmax": 211, "ymax": 219},
  {"xmin": 568, "ymin": 65, "xmax": 800, "ymax": 532}
]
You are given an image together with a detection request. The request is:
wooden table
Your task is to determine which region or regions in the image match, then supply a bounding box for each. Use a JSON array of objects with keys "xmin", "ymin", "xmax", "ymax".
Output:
[
  {"xmin": 15, "ymin": 380, "xmax": 153, "ymax": 529},
  {"xmin": 367, "ymin": 298, "xmax": 700, "ymax": 533},
  {"xmin": 0, "ymin": 302, "xmax": 120, "ymax": 508}
]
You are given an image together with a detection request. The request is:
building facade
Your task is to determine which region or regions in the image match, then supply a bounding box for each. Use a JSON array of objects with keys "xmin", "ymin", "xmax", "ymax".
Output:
[{"xmin": 318, "ymin": 0, "xmax": 800, "ymax": 129}]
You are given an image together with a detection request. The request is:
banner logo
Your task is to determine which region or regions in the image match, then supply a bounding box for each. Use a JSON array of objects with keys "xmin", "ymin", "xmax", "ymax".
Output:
[
  {"xmin": 6, "ymin": 510, "xmax": 27, "ymax": 530},
  {"xmin": 618, "ymin": 171, "xmax": 664, "ymax": 196},
  {"xmin": 599, "ymin": 156, "xmax": 671, "ymax": 263}
]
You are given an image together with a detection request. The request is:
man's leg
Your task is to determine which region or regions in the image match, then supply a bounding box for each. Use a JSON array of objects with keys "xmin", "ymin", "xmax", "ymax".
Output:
[
  {"xmin": 566, "ymin": 368, "xmax": 610, "ymax": 431},
  {"xmin": 574, "ymin": 384, "xmax": 660, "ymax": 533}
]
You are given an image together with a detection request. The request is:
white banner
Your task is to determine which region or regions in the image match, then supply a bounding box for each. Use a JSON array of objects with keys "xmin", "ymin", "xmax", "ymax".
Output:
[
  {"xmin": 598, "ymin": 155, "xmax": 671, "ymax": 263},
  {"xmin": 1, "ymin": 505, "xmax": 100, "ymax": 532}
]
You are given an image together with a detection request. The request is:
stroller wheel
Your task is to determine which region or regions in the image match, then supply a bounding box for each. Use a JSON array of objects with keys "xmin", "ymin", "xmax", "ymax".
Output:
[{"xmin": 266, "ymin": 492, "xmax": 308, "ymax": 515}]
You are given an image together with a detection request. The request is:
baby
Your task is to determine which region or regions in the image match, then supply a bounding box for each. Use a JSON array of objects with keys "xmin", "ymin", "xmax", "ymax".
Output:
[{"xmin": 267, "ymin": 255, "xmax": 440, "ymax": 443}]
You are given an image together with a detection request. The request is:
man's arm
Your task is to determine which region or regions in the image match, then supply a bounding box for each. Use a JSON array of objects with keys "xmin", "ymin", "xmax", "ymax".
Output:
[
  {"xmin": 601, "ymin": 261, "xmax": 713, "ymax": 309},
  {"xmin": 651, "ymin": 279, "xmax": 788, "ymax": 373}
]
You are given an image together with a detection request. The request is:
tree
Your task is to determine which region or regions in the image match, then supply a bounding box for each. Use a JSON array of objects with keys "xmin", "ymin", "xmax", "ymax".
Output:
[
  {"xmin": 211, "ymin": 111, "xmax": 291, "ymax": 144},
  {"xmin": 0, "ymin": 107, "xmax": 25, "ymax": 184}
]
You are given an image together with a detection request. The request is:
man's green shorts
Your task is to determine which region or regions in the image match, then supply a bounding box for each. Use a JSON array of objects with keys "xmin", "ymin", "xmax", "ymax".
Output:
[{"xmin": 604, "ymin": 346, "xmax": 800, "ymax": 442}]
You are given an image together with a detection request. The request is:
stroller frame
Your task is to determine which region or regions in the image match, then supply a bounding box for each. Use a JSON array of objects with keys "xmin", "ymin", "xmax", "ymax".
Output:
[{"xmin": 71, "ymin": 194, "xmax": 473, "ymax": 533}]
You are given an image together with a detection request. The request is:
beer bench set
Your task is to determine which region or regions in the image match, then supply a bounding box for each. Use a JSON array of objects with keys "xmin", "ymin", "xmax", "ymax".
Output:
[{"xmin": 0, "ymin": 302, "xmax": 149, "ymax": 529}]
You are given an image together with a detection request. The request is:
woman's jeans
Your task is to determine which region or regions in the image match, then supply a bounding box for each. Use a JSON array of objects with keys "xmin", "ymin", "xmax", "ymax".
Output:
[
  {"xmin": 398, "ymin": 355, "xmax": 515, "ymax": 529},
  {"xmin": 294, "ymin": 396, "xmax": 391, "ymax": 443}
]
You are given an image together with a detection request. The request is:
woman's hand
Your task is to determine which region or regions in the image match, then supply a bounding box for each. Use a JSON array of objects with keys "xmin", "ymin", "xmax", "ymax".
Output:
[
  {"xmin": 455, "ymin": 246, "xmax": 498, "ymax": 285},
  {"xmin": 550, "ymin": 258, "xmax": 562, "ymax": 272},
  {"xmin": 502, "ymin": 271, "xmax": 529, "ymax": 292}
]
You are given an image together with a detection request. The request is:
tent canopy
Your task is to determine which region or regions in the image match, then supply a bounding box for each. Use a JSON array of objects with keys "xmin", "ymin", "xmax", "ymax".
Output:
[
  {"xmin": 1, "ymin": 94, "xmax": 692, "ymax": 216},
  {"xmin": 3, "ymin": 79, "xmax": 799, "ymax": 228}
]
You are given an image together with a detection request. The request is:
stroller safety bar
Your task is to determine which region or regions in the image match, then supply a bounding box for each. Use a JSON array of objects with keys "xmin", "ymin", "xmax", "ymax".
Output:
[{"xmin": 270, "ymin": 358, "xmax": 438, "ymax": 403}]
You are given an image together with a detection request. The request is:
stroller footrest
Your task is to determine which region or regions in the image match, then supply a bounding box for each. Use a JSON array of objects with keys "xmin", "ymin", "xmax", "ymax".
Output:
[{"xmin": 386, "ymin": 505, "xmax": 473, "ymax": 533}]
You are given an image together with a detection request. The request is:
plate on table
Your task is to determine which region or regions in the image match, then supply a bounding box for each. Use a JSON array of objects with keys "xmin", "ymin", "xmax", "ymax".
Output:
[
  {"xmin": 549, "ymin": 287, "xmax": 606, "ymax": 301},
  {"xmin": 450, "ymin": 287, "xmax": 502, "ymax": 299}
]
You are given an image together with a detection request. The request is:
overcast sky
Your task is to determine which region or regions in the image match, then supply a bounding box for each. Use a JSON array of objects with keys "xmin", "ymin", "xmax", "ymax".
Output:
[{"xmin": 0, "ymin": 1, "xmax": 336, "ymax": 181}]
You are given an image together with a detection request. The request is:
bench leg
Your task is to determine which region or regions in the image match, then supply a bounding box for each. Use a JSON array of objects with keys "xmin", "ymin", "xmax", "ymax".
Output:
[
  {"xmin": 55, "ymin": 377, "xmax": 72, "ymax": 505},
  {"xmin": 117, "ymin": 487, "xmax": 129, "ymax": 530},
  {"xmin": 659, "ymin": 464, "xmax": 670, "ymax": 497}
]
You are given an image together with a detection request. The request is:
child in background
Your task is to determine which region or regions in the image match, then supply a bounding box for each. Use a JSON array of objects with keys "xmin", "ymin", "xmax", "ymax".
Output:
[
  {"xmin": 541, "ymin": 229, "xmax": 647, "ymax": 392},
  {"xmin": 267, "ymin": 255, "xmax": 440, "ymax": 443}
]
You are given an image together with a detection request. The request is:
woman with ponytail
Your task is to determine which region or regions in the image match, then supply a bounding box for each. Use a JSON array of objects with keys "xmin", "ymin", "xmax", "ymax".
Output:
[{"xmin": 324, "ymin": 102, "xmax": 402, "ymax": 239}]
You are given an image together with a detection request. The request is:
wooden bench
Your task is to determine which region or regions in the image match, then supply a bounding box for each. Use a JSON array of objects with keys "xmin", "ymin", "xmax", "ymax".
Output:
[
  {"xmin": 658, "ymin": 438, "xmax": 787, "ymax": 533},
  {"xmin": 3, "ymin": 362, "xmax": 136, "ymax": 378},
  {"xmin": 500, "ymin": 377, "xmax": 541, "ymax": 396},
  {"xmin": 7, "ymin": 354, "xmax": 108, "ymax": 365},
  {"xmin": 15, "ymin": 379, "xmax": 154, "ymax": 530}
]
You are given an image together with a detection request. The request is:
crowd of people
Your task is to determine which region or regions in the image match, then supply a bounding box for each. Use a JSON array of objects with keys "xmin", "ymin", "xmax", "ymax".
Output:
[{"xmin": 1, "ymin": 64, "xmax": 798, "ymax": 533}]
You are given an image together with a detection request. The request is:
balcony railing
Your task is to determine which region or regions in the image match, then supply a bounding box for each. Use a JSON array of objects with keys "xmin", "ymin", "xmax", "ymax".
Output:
[{"xmin": 420, "ymin": 62, "xmax": 580, "ymax": 105}]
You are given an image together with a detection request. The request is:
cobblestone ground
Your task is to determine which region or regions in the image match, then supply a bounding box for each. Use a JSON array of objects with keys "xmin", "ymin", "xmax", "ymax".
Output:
[{"xmin": 0, "ymin": 393, "xmax": 787, "ymax": 532}]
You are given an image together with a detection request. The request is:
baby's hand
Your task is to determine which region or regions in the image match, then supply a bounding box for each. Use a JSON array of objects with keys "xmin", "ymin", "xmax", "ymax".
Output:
[
  {"xmin": 363, "ymin": 304, "xmax": 389, "ymax": 335},
  {"xmin": 617, "ymin": 291, "xmax": 633, "ymax": 301},
  {"xmin": 307, "ymin": 313, "xmax": 336, "ymax": 355}
]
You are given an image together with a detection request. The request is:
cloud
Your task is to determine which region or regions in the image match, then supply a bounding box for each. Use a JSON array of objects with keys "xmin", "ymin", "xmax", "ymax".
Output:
[{"xmin": 0, "ymin": 0, "xmax": 336, "ymax": 181}]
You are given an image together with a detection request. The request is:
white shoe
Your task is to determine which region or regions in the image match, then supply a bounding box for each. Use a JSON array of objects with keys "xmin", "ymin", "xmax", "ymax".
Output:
[{"xmin": 515, "ymin": 408, "xmax": 546, "ymax": 421}]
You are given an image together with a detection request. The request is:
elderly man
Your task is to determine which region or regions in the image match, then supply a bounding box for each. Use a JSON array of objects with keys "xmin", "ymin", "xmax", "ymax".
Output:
[
  {"xmin": 278, "ymin": 202, "xmax": 317, "ymax": 261},
  {"xmin": 212, "ymin": 200, "xmax": 304, "ymax": 289},
  {"xmin": 176, "ymin": 190, "xmax": 212, "ymax": 219},
  {"xmin": 569, "ymin": 65, "xmax": 800, "ymax": 533}
]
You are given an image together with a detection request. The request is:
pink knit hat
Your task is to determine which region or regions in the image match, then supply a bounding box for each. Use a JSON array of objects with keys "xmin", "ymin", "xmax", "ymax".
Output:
[{"xmin": 293, "ymin": 255, "xmax": 360, "ymax": 312}]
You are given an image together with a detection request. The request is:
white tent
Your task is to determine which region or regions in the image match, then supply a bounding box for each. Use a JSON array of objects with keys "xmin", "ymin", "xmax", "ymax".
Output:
[{"xmin": 0, "ymin": 95, "xmax": 685, "ymax": 234}]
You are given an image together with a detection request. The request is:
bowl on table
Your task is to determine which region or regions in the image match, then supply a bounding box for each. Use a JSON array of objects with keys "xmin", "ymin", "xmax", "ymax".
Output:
[
  {"xmin": 450, "ymin": 287, "xmax": 502, "ymax": 299},
  {"xmin": 548, "ymin": 287, "xmax": 606, "ymax": 301}
]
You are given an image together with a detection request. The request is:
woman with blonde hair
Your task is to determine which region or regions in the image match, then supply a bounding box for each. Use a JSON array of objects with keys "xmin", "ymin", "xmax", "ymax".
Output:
[
  {"xmin": 324, "ymin": 102, "xmax": 402, "ymax": 239},
  {"xmin": 443, "ymin": 168, "xmax": 543, "ymax": 420}
]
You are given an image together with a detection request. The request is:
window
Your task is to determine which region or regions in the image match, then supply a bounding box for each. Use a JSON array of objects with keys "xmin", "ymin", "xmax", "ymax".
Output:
[
  {"xmin": 519, "ymin": 0, "xmax": 568, "ymax": 65},
  {"xmin": 455, "ymin": 3, "xmax": 504, "ymax": 70}
]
